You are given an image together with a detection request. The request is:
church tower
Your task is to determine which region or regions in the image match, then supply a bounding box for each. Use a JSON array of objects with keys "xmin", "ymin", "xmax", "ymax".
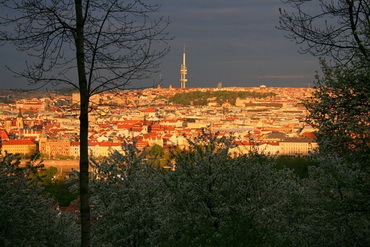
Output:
[
  {"xmin": 16, "ymin": 108, "xmax": 24, "ymax": 130},
  {"xmin": 180, "ymin": 46, "xmax": 188, "ymax": 89}
]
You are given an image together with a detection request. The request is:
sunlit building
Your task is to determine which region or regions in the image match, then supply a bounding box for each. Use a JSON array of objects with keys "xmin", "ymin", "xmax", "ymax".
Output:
[
  {"xmin": 39, "ymin": 137, "xmax": 71, "ymax": 159},
  {"xmin": 279, "ymin": 137, "xmax": 318, "ymax": 156},
  {"xmin": 1, "ymin": 139, "xmax": 36, "ymax": 156}
]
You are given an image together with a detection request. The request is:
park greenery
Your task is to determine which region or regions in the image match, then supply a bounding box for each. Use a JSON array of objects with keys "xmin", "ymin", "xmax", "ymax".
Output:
[
  {"xmin": 37, "ymin": 166, "xmax": 79, "ymax": 207},
  {"xmin": 1, "ymin": 134, "xmax": 369, "ymax": 246},
  {"xmin": 89, "ymin": 134, "xmax": 369, "ymax": 246},
  {"xmin": 0, "ymin": 154, "xmax": 79, "ymax": 247},
  {"xmin": 0, "ymin": 0, "xmax": 369, "ymax": 246},
  {"xmin": 168, "ymin": 90, "xmax": 276, "ymax": 106}
]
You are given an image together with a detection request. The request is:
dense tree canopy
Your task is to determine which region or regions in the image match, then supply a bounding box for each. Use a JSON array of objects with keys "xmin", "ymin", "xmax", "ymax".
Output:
[
  {"xmin": 1, "ymin": 136, "xmax": 368, "ymax": 246},
  {"xmin": 306, "ymin": 60, "xmax": 370, "ymax": 160},
  {"xmin": 89, "ymin": 135, "xmax": 370, "ymax": 246},
  {"xmin": 0, "ymin": 155, "xmax": 79, "ymax": 247}
]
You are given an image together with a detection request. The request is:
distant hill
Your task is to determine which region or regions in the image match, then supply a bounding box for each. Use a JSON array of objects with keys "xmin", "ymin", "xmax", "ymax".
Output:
[
  {"xmin": 168, "ymin": 90, "xmax": 276, "ymax": 106},
  {"xmin": 0, "ymin": 88, "xmax": 77, "ymax": 103}
]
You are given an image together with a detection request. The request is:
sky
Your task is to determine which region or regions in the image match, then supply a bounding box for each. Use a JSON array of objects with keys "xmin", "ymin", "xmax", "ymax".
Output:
[{"xmin": 0, "ymin": 0, "xmax": 321, "ymax": 90}]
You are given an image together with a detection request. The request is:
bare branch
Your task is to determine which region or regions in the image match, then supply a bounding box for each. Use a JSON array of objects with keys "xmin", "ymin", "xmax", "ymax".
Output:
[{"xmin": 278, "ymin": 0, "xmax": 370, "ymax": 63}]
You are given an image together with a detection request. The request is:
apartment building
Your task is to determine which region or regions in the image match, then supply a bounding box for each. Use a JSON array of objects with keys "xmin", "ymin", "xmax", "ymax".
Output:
[
  {"xmin": 39, "ymin": 138, "xmax": 70, "ymax": 158},
  {"xmin": 279, "ymin": 137, "xmax": 318, "ymax": 156},
  {"xmin": 1, "ymin": 139, "xmax": 36, "ymax": 156}
]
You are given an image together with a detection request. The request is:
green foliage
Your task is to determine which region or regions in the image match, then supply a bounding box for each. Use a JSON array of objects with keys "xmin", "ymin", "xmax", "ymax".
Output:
[
  {"xmin": 146, "ymin": 144, "xmax": 174, "ymax": 168},
  {"xmin": 90, "ymin": 134, "xmax": 370, "ymax": 246},
  {"xmin": 0, "ymin": 155, "xmax": 79, "ymax": 247},
  {"xmin": 91, "ymin": 134, "xmax": 299, "ymax": 246},
  {"xmin": 168, "ymin": 90, "xmax": 276, "ymax": 106},
  {"xmin": 90, "ymin": 144, "xmax": 162, "ymax": 247},
  {"xmin": 291, "ymin": 154, "xmax": 370, "ymax": 246},
  {"xmin": 43, "ymin": 179, "xmax": 78, "ymax": 207},
  {"xmin": 305, "ymin": 60, "xmax": 370, "ymax": 161},
  {"xmin": 38, "ymin": 166, "xmax": 59, "ymax": 181},
  {"xmin": 156, "ymin": 134, "xmax": 297, "ymax": 246},
  {"xmin": 54, "ymin": 154, "xmax": 75, "ymax": 160},
  {"xmin": 275, "ymin": 156, "xmax": 318, "ymax": 178},
  {"xmin": 35, "ymin": 167, "xmax": 78, "ymax": 207}
]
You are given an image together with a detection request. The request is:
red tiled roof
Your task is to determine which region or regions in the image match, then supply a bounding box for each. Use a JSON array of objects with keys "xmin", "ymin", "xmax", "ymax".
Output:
[
  {"xmin": 117, "ymin": 124, "xmax": 134, "ymax": 129},
  {"xmin": 163, "ymin": 134, "xmax": 173, "ymax": 139},
  {"xmin": 162, "ymin": 119, "xmax": 177, "ymax": 123},
  {"xmin": 2, "ymin": 139, "xmax": 35, "ymax": 145},
  {"xmin": 302, "ymin": 132, "xmax": 316, "ymax": 139},
  {"xmin": 131, "ymin": 127, "xmax": 143, "ymax": 132},
  {"xmin": 117, "ymin": 120, "xmax": 140, "ymax": 124},
  {"xmin": 99, "ymin": 142, "xmax": 121, "ymax": 147},
  {"xmin": 0, "ymin": 130, "xmax": 9, "ymax": 140},
  {"xmin": 143, "ymin": 107, "xmax": 156, "ymax": 113},
  {"xmin": 136, "ymin": 140, "xmax": 149, "ymax": 147}
]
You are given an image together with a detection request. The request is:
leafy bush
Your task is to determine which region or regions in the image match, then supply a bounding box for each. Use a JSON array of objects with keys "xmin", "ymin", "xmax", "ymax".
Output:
[
  {"xmin": 0, "ymin": 155, "xmax": 79, "ymax": 247},
  {"xmin": 90, "ymin": 134, "xmax": 370, "ymax": 246}
]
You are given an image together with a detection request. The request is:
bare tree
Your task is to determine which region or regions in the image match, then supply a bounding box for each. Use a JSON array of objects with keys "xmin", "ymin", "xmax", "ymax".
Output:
[
  {"xmin": 278, "ymin": 0, "xmax": 370, "ymax": 63},
  {"xmin": 0, "ymin": 1, "xmax": 170, "ymax": 246}
]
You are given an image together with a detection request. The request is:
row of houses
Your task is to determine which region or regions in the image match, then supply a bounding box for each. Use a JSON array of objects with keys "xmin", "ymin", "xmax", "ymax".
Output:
[
  {"xmin": 1, "ymin": 135, "xmax": 317, "ymax": 158},
  {"xmin": 0, "ymin": 138, "xmax": 123, "ymax": 158},
  {"xmin": 39, "ymin": 138, "xmax": 123, "ymax": 159},
  {"xmin": 231, "ymin": 137, "xmax": 318, "ymax": 156}
]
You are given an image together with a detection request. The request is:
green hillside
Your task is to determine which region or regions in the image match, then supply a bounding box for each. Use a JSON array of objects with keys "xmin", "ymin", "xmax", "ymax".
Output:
[{"xmin": 168, "ymin": 90, "xmax": 276, "ymax": 106}]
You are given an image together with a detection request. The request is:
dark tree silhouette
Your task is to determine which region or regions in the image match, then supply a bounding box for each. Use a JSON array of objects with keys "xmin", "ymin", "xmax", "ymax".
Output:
[
  {"xmin": 279, "ymin": 0, "xmax": 370, "ymax": 160},
  {"xmin": 278, "ymin": 0, "xmax": 370, "ymax": 63},
  {"xmin": 0, "ymin": 1, "xmax": 170, "ymax": 246},
  {"xmin": 305, "ymin": 60, "xmax": 370, "ymax": 160}
]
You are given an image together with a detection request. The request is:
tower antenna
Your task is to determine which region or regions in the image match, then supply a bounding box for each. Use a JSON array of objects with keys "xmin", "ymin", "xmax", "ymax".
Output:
[{"xmin": 180, "ymin": 46, "xmax": 188, "ymax": 89}]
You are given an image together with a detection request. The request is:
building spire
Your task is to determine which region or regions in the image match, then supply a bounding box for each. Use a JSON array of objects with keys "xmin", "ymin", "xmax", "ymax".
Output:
[{"xmin": 17, "ymin": 108, "xmax": 23, "ymax": 118}]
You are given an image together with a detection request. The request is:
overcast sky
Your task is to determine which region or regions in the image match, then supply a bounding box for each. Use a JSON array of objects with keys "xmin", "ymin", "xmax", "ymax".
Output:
[{"xmin": 0, "ymin": 0, "xmax": 320, "ymax": 90}]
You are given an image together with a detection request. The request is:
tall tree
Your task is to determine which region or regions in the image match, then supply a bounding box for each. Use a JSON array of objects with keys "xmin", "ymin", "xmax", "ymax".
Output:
[
  {"xmin": 306, "ymin": 60, "xmax": 370, "ymax": 160},
  {"xmin": 0, "ymin": 1, "xmax": 170, "ymax": 246},
  {"xmin": 278, "ymin": 0, "xmax": 370, "ymax": 63},
  {"xmin": 278, "ymin": 0, "xmax": 370, "ymax": 160}
]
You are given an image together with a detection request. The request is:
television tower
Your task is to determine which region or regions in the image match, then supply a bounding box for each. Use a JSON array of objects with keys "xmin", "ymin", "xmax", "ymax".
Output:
[{"xmin": 180, "ymin": 46, "xmax": 188, "ymax": 89}]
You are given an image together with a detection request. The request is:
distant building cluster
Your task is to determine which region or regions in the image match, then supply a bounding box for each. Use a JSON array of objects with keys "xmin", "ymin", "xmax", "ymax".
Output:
[{"xmin": 0, "ymin": 86, "xmax": 317, "ymax": 161}]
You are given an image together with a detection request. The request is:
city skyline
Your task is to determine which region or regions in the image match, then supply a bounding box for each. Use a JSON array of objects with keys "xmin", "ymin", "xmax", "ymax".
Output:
[
  {"xmin": 0, "ymin": 1, "xmax": 321, "ymax": 90},
  {"xmin": 1, "ymin": 86, "xmax": 317, "ymax": 159}
]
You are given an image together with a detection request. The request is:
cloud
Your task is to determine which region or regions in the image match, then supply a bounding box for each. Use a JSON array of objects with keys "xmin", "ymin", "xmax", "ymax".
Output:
[
  {"xmin": 0, "ymin": 0, "xmax": 320, "ymax": 89},
  {"xmin": 257, "ymin": 75, "xmax": 310, "ymax": 79},
  {"xmin": 191, "ymin": 7, "xmax": 246, "ymax": 16}
]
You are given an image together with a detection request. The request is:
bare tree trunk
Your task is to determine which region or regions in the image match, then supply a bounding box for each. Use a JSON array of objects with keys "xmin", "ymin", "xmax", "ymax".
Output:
[
  {"xmin": 79, "ymin": 92, "xmax": 90, "ymax": 247},
  {"xmin": 0, "ymin": 1, "xmax": 170, "ymax": 244},
  {"xmin": 75, "ymin": 0, "xmax": 91, "ymax": 246}
]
